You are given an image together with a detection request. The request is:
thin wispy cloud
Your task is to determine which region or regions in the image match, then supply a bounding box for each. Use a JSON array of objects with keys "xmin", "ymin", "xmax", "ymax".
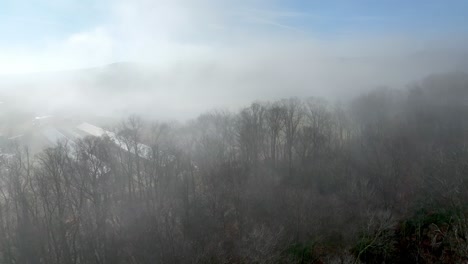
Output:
[{"xmin": 243, "ymin": 16, "xmax": 306, "ymax": 34}]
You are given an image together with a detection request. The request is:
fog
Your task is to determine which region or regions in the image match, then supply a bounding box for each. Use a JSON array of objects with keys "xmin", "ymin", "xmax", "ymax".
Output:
[
  {"xmin": 1, "ymin": 0, "xmax": 468, "ymax": 120},
  {"xmin": 2, "ymin": 1, "xmax": 468, "ymax": 263}
]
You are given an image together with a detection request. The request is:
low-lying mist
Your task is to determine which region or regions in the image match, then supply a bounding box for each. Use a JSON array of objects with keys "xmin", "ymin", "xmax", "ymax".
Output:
[
  {"xmin": 2, "ymin": 40, "xmax": 468, "ymax": 121},
  {"xmin": 2, "ymin": 0, "xmax": 468, "ymax": 121}
]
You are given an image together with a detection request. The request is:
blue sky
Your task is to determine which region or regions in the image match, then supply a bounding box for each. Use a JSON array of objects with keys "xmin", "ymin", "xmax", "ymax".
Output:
[
  {"xmin": 0, "ymin": 0, "xmax": 467, "ymax": 73},
  {"xmin": 269, "ymin": 0, "xmax": 468, "ymax": 36},
  {"xmin": 0, "ymin": 0, "xmax": 105, "ymax": 46},
  {"xmin": 2, "ymin": 0, "xmax": 467, "ymax": 40}
]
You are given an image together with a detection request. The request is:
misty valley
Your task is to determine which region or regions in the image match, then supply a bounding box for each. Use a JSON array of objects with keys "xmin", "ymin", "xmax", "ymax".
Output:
[
  {"xmin": 0, "ymin": 73, "xmax": 468, "ymax": 263},
  {"xmin": 2, "ymin": 1, "xmax": 468, "ymax": 263}
]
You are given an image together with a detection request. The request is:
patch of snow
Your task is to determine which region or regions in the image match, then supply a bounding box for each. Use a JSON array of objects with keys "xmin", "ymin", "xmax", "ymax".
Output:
[
  {"xmin": 8, "ymin": 134, "xmax": 23, "ymax": 140},
  {"xmin": 35, "ymin": 115, "xmax": 52, "ymax": 120}
]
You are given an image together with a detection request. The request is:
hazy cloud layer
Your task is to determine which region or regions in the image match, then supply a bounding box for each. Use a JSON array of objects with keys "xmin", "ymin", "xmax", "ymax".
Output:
[{"xmin": 1, "ymin": 0, "xmax": 467, "ymax": 120}]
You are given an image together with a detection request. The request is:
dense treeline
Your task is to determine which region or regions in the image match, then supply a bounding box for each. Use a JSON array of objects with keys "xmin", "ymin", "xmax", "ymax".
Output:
[{"xmin": 1, "ymin": 73, "xmax": 468, "ymax": 263}]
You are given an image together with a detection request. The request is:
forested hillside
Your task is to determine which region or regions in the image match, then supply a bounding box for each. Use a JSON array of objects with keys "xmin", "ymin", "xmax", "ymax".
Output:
[{"xmin": 1, "ymin": 73, "xmax": 468, "ymax": 263}]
